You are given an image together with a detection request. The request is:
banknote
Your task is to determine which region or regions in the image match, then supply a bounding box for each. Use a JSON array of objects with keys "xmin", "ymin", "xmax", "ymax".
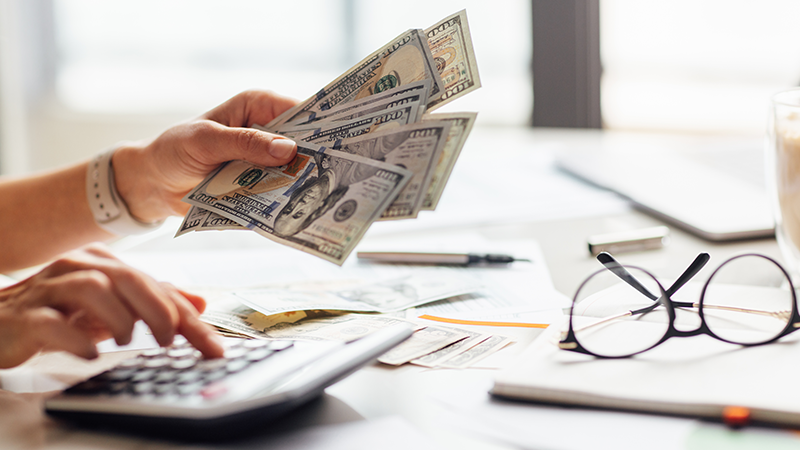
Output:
[
  {"xmin": 182, "ymin": 142, "xmax": 413, "ymax": 265},
  {"xmin": 266, "ymin": 29, "xmax": 444, "ymax": 128},
  {"xmin": 175, "ymin": 204, "xmax": 247, "ymax": 236},
  {"xmin": 421, "ymin": 112, "xmax": 477, "ymax": 210},
  {"xmin": 268, "ymin": 102, "xmax": 423, "ymax": 145},
  {"xmin": 377, "ymin": 325, "xmax": 469, "ymax": 366},
  {"xmin": 202, "ymin": 299, "xmax": 420, "ymax": 342},
  {"xmin": 424, "ymin": 9, "xmax": 482, "ymax": 111},
  {"xmin": 410, "ymin": 328, "xmax": 489, "ymax": 367},
  {"xmin": 288, "ymin": 79, "xmax": 432, "ymax": 126},
  {"xmin": 440, "ymin": 334, "xmax": 513, "ymax": 369},
  {"xmin": 335, "ymin": 121, "xmax": 451, "ymax": 219},
  {"xmin": 233, "ymin": 271, "xmax": 481, "ymax": 315},
  {"xmin": 185, "ymin": 120, "xmax": 452, "ymax": 233}
]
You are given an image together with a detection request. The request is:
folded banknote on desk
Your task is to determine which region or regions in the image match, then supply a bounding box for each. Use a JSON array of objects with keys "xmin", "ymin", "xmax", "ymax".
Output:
[
  {"xmin": 176, "ymin": 10, "xmax": 480, "ymax": 264},
  {"xmin": 200, "ymin": 297, "xmax": 512, "ymax": 369}
]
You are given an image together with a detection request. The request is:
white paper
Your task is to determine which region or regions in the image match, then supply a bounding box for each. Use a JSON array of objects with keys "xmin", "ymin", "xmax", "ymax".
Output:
[{"xmin": 433, "ymin": 378, "xmax": 695, "ymax": 450}]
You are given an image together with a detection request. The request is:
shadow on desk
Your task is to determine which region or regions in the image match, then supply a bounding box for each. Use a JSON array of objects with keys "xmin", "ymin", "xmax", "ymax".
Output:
[{"xmin": 0, "ymin": 389, "xmax": 365, "ymax": 448}]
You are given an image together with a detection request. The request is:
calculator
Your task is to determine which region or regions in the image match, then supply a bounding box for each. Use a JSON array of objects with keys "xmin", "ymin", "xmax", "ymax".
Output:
[{"xmin": 45, "ymin": 324, "xmax": 412, "ymax": 439}]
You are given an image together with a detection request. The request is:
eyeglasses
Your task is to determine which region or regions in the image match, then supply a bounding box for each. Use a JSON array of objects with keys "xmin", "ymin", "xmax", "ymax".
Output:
[{"xmin": 559, "ymin": 252, "xmax": 799, "ymax": 358}]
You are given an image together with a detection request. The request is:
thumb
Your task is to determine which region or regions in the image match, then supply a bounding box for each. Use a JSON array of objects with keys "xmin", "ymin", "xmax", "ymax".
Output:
[{"xmin": 192, "ymin": 121, "xmax": 297, "ymax": 167}]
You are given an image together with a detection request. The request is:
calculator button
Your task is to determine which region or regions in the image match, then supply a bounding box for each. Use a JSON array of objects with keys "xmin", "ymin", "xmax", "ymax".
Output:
[
  {"xmin": 130, "ymin": 369, "xmax": 157, "ymax": 383},
  {"xmin": 203, "ymin": 369, "xmax": 227, "ymax": 383},
  {"xmin": 200, "ymin": 383, "xmax": 228, "ymax": 400},
  {"xmin": 268, "ymin": 341, "xmax": 294, "ymax": 351},
  {"xmin": 169, "ymin": 358, "xmax": 198, "ymax": 371},
  {"xmin": 195, "ymin": 358, "xmax": 228, "ymax": 372},
  {"xmin": 141, "ymin": 348, "xmax": 167, "ymax": 357},
  {"xmin": 167, "ymin": 347, "xmax": 196, "ymax": 359},
  {"xmin": 177, "ymin": 382, "xmax": 204, "ymax": 396},
  {"xmin": 243, "ymin": 339, "xmax": 270, "ymax": 349},
  {"xmin": 143, "ymin": 357, "xmax": 172, "ymax": 369},
  {"xmin": 153, "ymin": 384, "xmax": 175, "ymax": 395},
  {"xmin": 223, "ymin": 347, "xmax": 248, "ymax": 360},
  {"xmin": 153, "ymin": 371, "xmax": 178, "ymax": 384},
  {"xmin": 245, "ymin": 348, "xmax": 274, "ymax": 362},
  {"xmin": 101, "ymin": 368, "xmax": 137, "ymax": 382},
  {"xmin": 225, "ymin": 359, "xmax": 250, "ymax": 374},
  {"xmin": 107, "ymin": 382, "xmax": 128, "ymax": 394},
  {"xmin": 176, "ymin": 371, "xmax": 203, "ymax": 385},
  {"xmin": 132, "ymin": 382, "xmax": 155, "ymax": 395}
]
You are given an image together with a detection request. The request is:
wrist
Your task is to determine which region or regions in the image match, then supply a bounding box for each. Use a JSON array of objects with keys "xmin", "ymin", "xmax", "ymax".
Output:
[
  {"xmin": 86, "ymin": 145, "xmax": 165, "ymax": 235},
  {"xmin": 112, "ymin": 143, "xmax": 173, "ymax": 224}
]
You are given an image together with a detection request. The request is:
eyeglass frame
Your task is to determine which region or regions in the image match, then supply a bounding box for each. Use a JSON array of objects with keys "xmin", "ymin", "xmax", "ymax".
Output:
[{"xmin": 558, "ymin": 252, "xmax": 800, "ymax": 359}]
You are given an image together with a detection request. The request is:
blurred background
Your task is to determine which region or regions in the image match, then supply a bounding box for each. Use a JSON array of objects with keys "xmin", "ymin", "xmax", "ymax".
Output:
[{"xmin": 1, "ymin": 0, "xmax": 799, "ymax": 174}]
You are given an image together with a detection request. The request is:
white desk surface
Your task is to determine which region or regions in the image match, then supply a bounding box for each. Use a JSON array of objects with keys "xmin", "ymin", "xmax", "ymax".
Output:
[{"xmin": 0, "ymin": 128, "xmax": 789, "ymax": 450}]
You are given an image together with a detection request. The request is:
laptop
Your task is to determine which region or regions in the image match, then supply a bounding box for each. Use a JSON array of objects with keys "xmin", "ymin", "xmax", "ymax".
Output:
[
  {"xmin": 44, "ymin": 324, "xmax": 412, "ymax": 439},
  {"xmin": 554, "ymin": 133, "xmax": 774, "ymax": 241}
]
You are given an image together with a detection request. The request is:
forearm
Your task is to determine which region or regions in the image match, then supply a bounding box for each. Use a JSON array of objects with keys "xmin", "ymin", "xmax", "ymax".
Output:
[{"xmin": 0, "ymin": 163, "xmax": 114, "ymax": 272}]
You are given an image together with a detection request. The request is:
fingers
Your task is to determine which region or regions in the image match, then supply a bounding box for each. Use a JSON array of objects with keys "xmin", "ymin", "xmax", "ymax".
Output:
[
  {"xmin": 188, "ymin": 120, "xmax": 297, "ymax": 167},
  {"xmin": 34, "ymin": 270, "xmax": 137, "ymax": 346},
  {"xmin": 202, "ymin": 90, "xmax": 299, "ymax": 128},
  {"xmin": 46, "ymin": 246, "xmax": 221, "ymax": 357},
  {"xmin": 161, "ymin": 284, "xmax": 224, "ymax": 359},
  {"xmin": 31, "ymin": 309, "xmax": 99, "ymax": 360},
  {"xmin": 0, "ymin": 244, "xmax": 226, "ymax": 369},
  {"xmin": 174, "ymin": 287, "xmax": 207, "ymax": 314},
  {"xmin": 42, "ymin": 246, "xmax": 180, "ymax": 347}
]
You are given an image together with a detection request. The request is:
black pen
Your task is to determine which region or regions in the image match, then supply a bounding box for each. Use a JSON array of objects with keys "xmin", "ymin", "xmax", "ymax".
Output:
[{"xmin": 356, "ymin": 251, "xmax": 530, "ymax": 265}]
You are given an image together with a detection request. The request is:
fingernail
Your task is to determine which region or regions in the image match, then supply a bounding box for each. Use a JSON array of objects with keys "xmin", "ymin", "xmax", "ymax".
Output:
[{"xmin": 269, "ymin": 139, "xmax": 296, "ymax": 159}]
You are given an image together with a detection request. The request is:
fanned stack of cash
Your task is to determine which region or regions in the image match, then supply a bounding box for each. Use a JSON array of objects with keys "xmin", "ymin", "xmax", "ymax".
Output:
[
  {"xmin": 200, "ymin": 298, "xmax": 513, "ymax": 369},
  {"xmin": 177, "ymin": 10, "xmax": 480, "ymax": 265}
]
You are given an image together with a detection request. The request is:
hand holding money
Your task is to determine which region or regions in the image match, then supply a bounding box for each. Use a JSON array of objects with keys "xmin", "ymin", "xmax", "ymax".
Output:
[
  {"xmin": 113, "ymin": 90, "xmax": 299, "ymax": 224},
  {"xmin": 178, "ymin": 10, "xmax": 481, "ymax": 264}
]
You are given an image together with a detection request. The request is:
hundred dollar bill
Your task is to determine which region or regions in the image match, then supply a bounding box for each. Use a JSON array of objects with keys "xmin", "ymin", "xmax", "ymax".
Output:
[
  {"xmin": 182, "ymin": 142, "xmax": 412, "ymax": 265},
  {"xmin": 268, "ymin": 102, "xmax": 423, "ymax": 145},
  {"xmin": 378, "ymin": 325, "xmax": 469, "ymax": 366},
  {"xmin": 421, "ymin": 112, "xmax": 477, "ymax": 210},
  {"xmin": 176, "ymin": 204, "xmax": 251, "ymax": 236},
  {"xmin": 289, "ymin": 79, "xmax": 432, "ymax": 126},
  {"xmin": 186, "ymin": 120, "xmax": 450, "ymax": 230},
  {"xmin": 336, "ymin": 121, "xmax": 451, "ymax": 219},
  {"xmin": 266, "ymin": 29, "xmax": 444, "ymax": 128},
  {"xmin": 425, "ymin": 9, "xmax": 482, "ymax": 111}
]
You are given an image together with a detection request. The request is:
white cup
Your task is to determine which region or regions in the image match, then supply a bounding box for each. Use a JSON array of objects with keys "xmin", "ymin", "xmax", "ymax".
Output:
[{"xmin": 768, "ymin": 88, "xmax": 800, "ymax": 279}]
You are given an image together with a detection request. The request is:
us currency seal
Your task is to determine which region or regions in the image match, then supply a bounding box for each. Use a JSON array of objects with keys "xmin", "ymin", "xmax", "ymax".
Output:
[
  {"xmin": 333, "ymin": 199, "xmax": 357, "ymax": 222},
  {"xmin": 434, "ymin": 56, "xmax": 446, "ymax": 73},
  {"xmin": 374, "ymin": 74, "xmax": 398, "ymax": 93}
]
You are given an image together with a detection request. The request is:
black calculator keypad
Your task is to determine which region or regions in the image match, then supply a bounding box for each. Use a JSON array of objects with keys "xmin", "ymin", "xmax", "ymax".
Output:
[{"xmin": 66, "ymin": 337, "xmax": 293, "ymax": 398}]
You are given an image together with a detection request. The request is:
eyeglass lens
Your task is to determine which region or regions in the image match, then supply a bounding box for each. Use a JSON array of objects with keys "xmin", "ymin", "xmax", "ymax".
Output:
[
  {"xmin": 701, "ymin": 255, "xmax": 793, "ymax": 345},
  {"xmin": 570, "ymin": 266, "xmax": 670, "ymax": 357}
]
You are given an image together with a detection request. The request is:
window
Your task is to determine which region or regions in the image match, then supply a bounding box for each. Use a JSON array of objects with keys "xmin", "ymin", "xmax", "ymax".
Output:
[
  {"xmin": 53, "ymin": 0, "xmax": 531, "ymax": 123},
  {"xmin": 600, "ymin": 0, "xmax": 800, "ymax": 134},
  {"xmin": 2, "ymin": 0, "xmax": 531, "ymax": 172}
]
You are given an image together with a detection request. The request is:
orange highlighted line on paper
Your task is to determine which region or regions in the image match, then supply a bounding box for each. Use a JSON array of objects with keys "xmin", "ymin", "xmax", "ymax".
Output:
[{"xmin": 418, "ymin": 314, "xmax": 550, "ymax": 329}]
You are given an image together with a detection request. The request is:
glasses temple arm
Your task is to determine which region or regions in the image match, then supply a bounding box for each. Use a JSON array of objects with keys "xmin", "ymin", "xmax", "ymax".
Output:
[
  {"xmin": 596, "ymin": 252, "xmax": 658, "ymax": 300},
  {"xmin": 665, "ymin": 253, "xmax": 710, "ymax": 296},
  {"xmin": 596, "ymin": 252, "xmax": 710, "ymax": 303}
]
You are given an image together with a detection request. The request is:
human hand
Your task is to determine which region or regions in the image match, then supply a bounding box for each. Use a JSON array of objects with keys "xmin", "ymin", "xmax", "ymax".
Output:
[
  {"xmin": 111, "ymin": 90, "xmax": 299, "ymax": 224},
  {"xmin": 0, "ymin": 243, "xmax": 224, "ymax": 369}
]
